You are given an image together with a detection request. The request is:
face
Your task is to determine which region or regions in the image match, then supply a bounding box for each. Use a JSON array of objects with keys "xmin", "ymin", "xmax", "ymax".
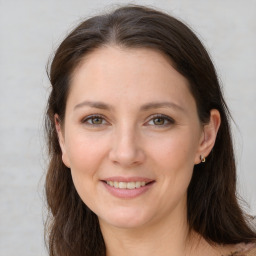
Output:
[{"xmin": 57, "ymin": 46, "xmax": 214, "ymax": 230}]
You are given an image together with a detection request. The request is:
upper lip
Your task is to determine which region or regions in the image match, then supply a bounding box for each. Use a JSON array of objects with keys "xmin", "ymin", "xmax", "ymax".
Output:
[{"xmin": 102, "ymin": 176, "xmax": 154, "ymax": 183}]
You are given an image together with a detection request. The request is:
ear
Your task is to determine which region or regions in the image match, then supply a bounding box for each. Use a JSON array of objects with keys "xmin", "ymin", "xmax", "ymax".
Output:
[
  {"xmin": 55, "ymin": 114, "xmax": 71, "ymax": 168},
  {"xmin": 194, "ymin": 109, "xmax": 221, "ymax": 164}
]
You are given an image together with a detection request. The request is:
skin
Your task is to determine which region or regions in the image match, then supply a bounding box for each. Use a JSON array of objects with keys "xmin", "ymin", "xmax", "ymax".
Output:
[{"xmin": 56, "ymin": 46, "xmax": 227, "ymax": 255}]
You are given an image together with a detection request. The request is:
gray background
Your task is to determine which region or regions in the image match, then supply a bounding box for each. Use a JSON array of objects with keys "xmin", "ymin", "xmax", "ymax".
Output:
[{"xmin": 0, "ymin": 0, "xmax": 255, "ymax": 255}]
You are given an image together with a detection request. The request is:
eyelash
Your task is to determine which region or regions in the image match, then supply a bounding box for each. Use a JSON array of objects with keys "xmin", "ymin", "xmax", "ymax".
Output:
[
  {"xmin": 146, "ymin": 114, "xmax": 175, "ymax": 127},
  {"xmin": 81, "ymin": 114, "xmax": 108, "ymax": 126},
  {"xmin": 81, "ymin": 114, "xmax": 175, "ymax": 127}
]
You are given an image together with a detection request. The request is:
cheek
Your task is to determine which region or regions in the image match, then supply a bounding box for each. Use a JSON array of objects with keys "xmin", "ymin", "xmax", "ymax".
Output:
[
  {"xmin": 65, "ymin": 133, "xmax": 110, "ymax": 207},
  {"xmin": 149, "ymin": 131, "xmax": 198, "ymax": 194},
  {"xmin": 65, "ymin": 130, "xmax": 109, "ymax": 174},
  {"xmin": 149, "ymin": 131, "xmax": 199, "ymax": 168},
  {"xmin": 136, "ymin": 132, "xmax": 197, "ymax": 219}
]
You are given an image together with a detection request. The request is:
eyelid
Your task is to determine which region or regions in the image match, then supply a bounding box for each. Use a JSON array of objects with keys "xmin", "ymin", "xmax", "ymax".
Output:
[
  {"xmin": 81, "ymin": 113, "xmax": 174, "ymax": 127},
  {"xmin": 145, "ymin": 114, "xmax": 175, "ymax": 126},
  {"xmin": 81, "ymin": 114, "xmax": 109, "ymax": 125}
]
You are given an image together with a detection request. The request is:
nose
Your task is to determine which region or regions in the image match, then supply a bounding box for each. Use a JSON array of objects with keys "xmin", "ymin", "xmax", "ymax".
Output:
[{"xmin": 108, "ymin": 126, "xmax": 145, "ymax": 168}]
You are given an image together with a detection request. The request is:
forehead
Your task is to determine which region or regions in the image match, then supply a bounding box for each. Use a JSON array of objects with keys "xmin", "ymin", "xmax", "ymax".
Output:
[
  {"xmin": 67, "ymin": 45, "xmax": 195, "ymax": 111},
  {"xmin": 74, "ymin": 45, "xmax": 176, "ymax": 79}
]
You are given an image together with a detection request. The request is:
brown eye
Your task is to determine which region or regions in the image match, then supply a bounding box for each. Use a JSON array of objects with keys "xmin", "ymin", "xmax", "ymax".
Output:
[
  {"xmin": 91, "ymin": 117, "xmax": 103, "ymax": 124},
  {"xmin": 147, "ymin": 114, "xmax": 174, "ymax": 127},
  {"xmin": 153, "ymin": 117, "xmax": 165, "ymax": 125},
  {"xmin": 83, "ymin": 115, "xmax": 107, "ymax": 126}
]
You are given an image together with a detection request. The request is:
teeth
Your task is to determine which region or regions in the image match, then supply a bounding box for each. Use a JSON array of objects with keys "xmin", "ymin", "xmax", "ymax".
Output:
[
  {"xmin": 106, "ymin": 181, "xmax": 147, "ymax": 189},
  {"xmin": 119, "ymin": 182, "xmax": 127, "ymax": 189},
  {"xmin": 127, "ymin": 182, "xmax": 135, "ymax": 189}
]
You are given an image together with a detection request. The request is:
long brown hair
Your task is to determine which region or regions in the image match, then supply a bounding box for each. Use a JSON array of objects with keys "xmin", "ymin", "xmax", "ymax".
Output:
[{"xmin": 45, "ymin": 4, "xmax": 256, "ymax": 256}]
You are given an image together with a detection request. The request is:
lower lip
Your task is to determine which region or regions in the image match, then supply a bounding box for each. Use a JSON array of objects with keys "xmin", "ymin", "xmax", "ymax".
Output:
[{"xmin": 102, "ymin": 181, "xmax": 154, "ymax": 199}]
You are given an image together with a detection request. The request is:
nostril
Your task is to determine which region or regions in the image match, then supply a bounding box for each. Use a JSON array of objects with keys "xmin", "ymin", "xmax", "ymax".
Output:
[{"xmin": 109, "ymin": 145, "xmax": 146, "ymax": 167}]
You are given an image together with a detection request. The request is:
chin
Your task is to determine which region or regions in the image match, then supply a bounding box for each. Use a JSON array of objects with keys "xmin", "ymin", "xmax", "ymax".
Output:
[{"xmin": 98, "ymin": 207, "xmax": 152, "ymax": 229}]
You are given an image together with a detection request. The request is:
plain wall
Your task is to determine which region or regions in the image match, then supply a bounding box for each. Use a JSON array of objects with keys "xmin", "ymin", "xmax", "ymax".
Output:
[{"xmin": 0, "ymin": 0, "xmax": 255, "ymax": 255}]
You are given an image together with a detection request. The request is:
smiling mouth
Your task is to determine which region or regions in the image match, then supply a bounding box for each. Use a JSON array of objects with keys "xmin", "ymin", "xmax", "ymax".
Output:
[{"xmin": 104, "ymin": 181, "xmax": 154, "ymax": 189}]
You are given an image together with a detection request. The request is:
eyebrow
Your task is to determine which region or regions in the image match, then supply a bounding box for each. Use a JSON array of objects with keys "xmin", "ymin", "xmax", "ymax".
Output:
[
  {"xmin": 140, "ymin": 102, "xmax": 185, "ymax": 112},
  {"xmin": 74, "ymin": 101, "xmax": 112, "ymax": 111},
  {"xmin": 74, "ymin": 100, "xmax": 185, "ymax": 112}
]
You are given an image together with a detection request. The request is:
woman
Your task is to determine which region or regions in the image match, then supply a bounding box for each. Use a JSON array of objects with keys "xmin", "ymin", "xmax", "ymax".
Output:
[{"xmin": 44, "ymin": 4, "xmax": 256, "ymax": 256}]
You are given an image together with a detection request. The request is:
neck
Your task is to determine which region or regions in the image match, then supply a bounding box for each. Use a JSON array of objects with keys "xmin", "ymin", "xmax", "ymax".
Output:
[
  {"xmin": 98, "ymin": 202, "xmax": 228, "ymax": 256},
  {"xmin": 100, "ymin": 224, "xmax": 224, "ymax": 256},
  {"xmin": 99, "ymin": 200, "xmax": 194, "ymax": 256}
]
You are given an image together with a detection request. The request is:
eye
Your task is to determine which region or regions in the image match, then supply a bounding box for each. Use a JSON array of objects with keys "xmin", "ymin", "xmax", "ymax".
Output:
[
  {"xmin": 82, "ymin": 115, "xmax": 108, "ymax": 126},
  {"xmin": 147, "ymin": 114, "xmax": 174, "ymax": 127},
  {"xmin": 152, "ymin": 117, "xmax": 165, "ymax": 125}
]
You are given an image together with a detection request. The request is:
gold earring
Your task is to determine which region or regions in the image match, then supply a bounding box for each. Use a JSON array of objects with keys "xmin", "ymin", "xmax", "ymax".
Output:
[{"xmin": 200, "ymin": 155, "xmax": 206, "ymax": 163}]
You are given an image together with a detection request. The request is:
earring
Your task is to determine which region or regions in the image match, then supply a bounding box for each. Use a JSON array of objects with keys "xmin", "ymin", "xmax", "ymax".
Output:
[{"xmin": 200, "ymin": 155, "xmax": 206, "ymax": 163}]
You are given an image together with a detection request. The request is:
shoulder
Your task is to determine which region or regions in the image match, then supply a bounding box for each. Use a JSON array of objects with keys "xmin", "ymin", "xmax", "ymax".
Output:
[{"xmin": 224, "ymin": 243, "xmax": 256, "ymax": 256}]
